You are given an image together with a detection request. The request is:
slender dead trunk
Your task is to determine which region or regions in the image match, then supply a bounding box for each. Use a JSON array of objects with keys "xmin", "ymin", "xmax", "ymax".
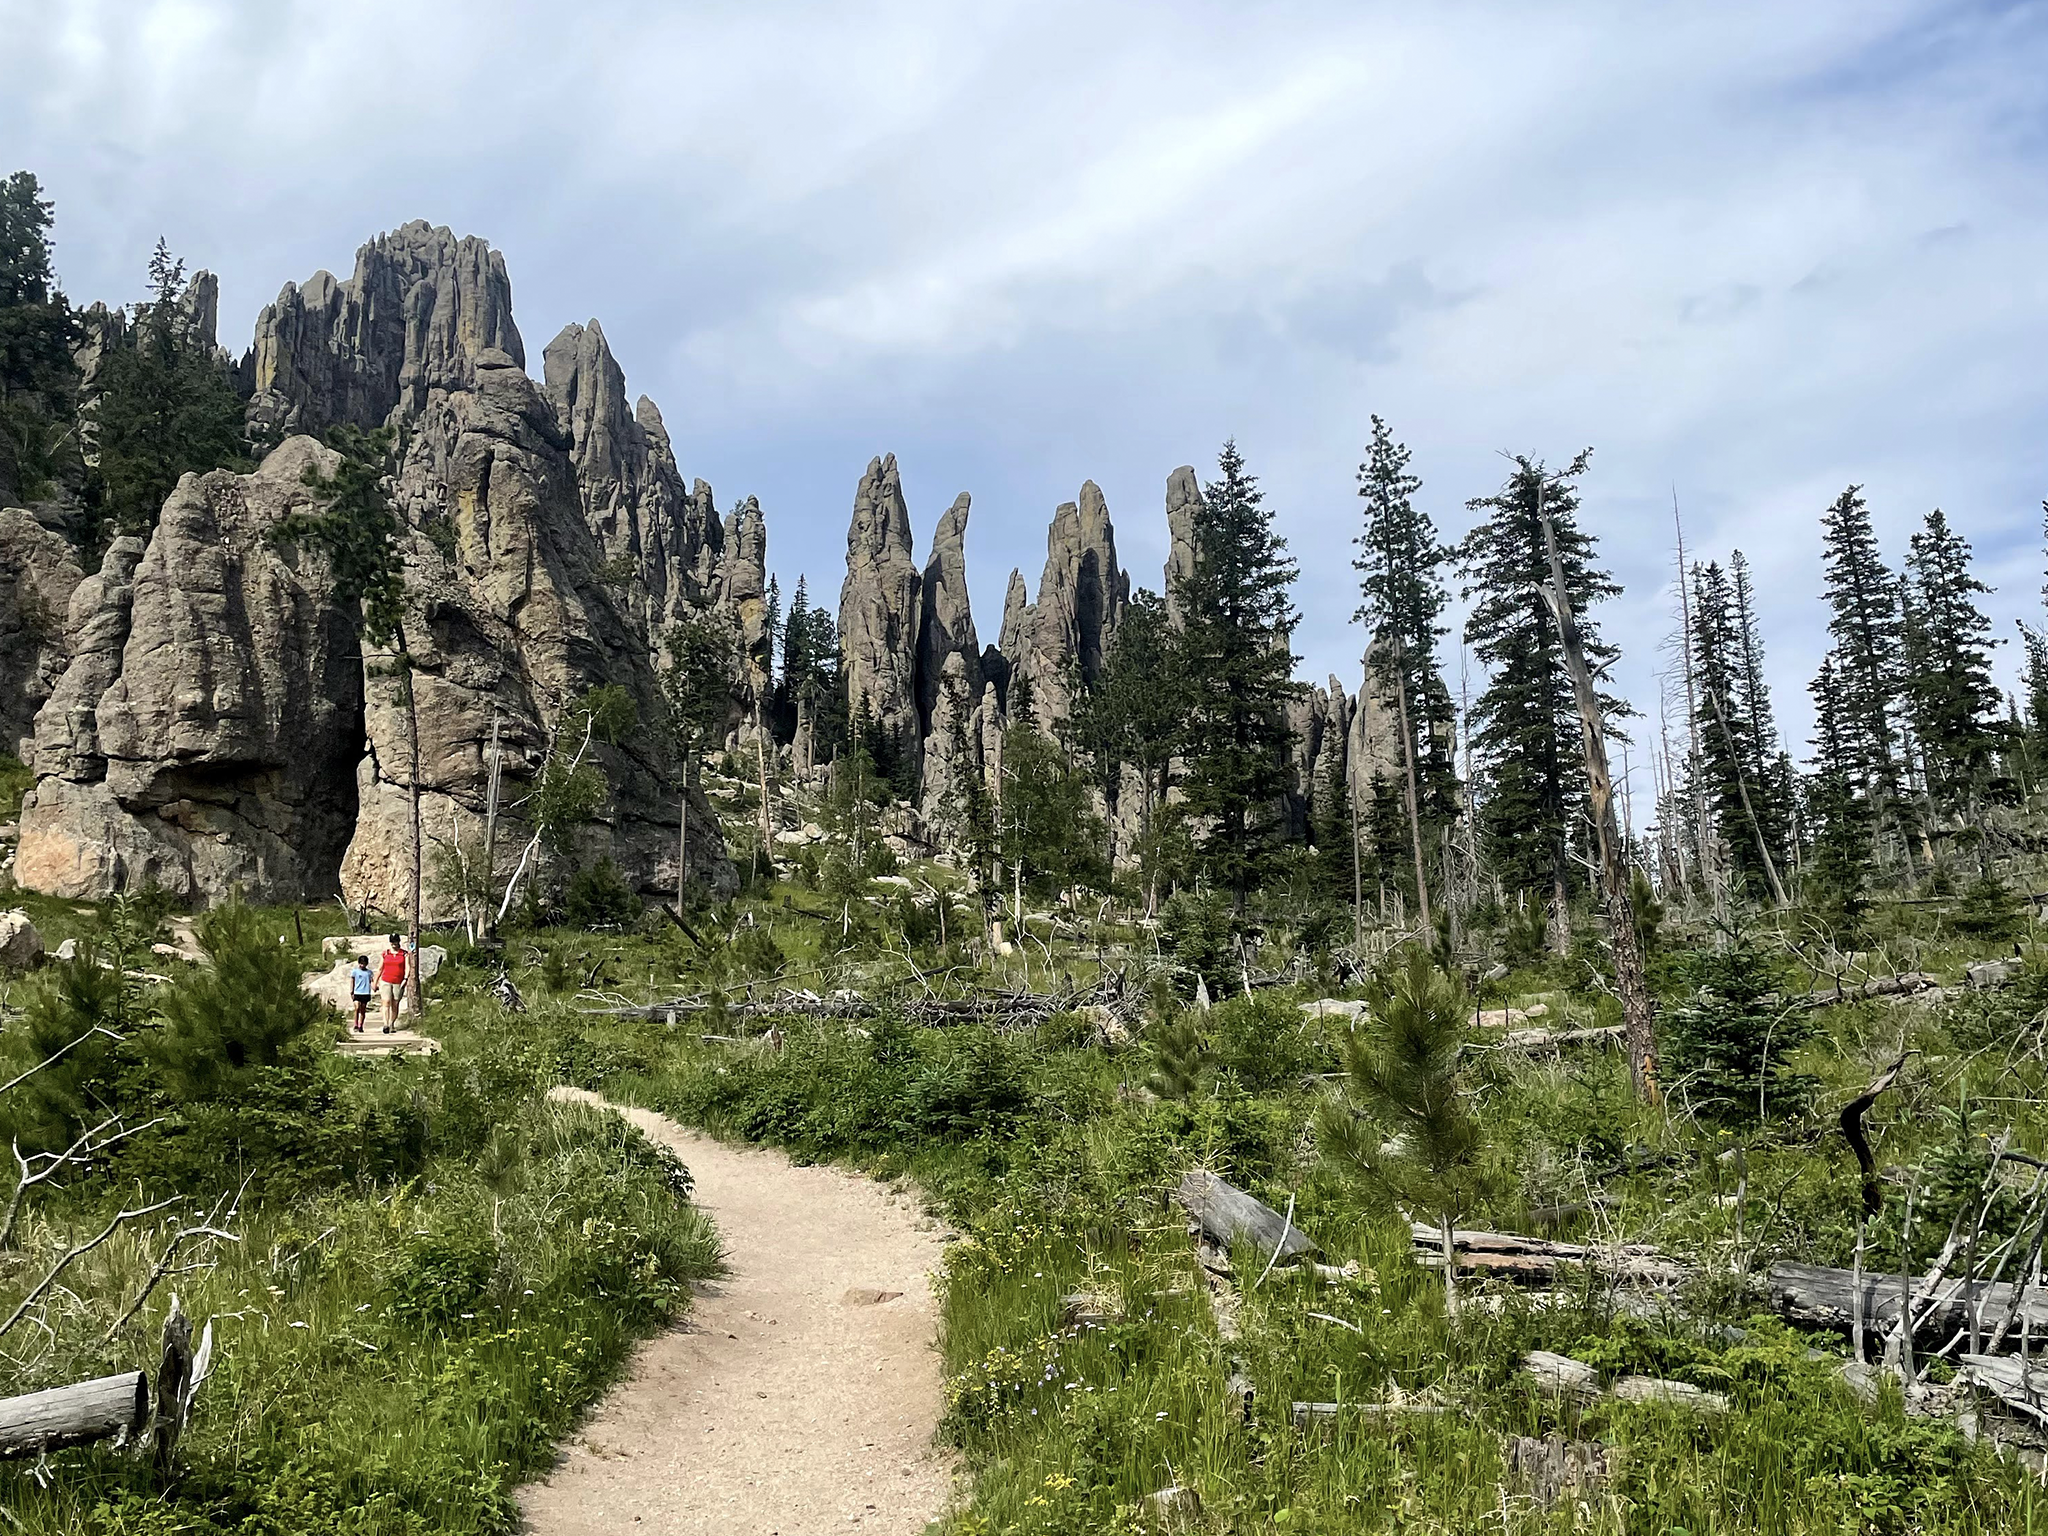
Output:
[
  {"xmin": 481, "ymin": 714, "xmax": 502, "ymax": 939},
  {"xmin": 397, "ymin": 624, "xmax": 423, "ymax": 1019},
  {"xmin": 678, "ymin": 745, "xmax": 691, "ymax": 913},
  {"xmin": 1704, "ymin": 684, "xmax": 1790, "ymax": 907},
  {"xmin": 1538, "ymin": 485, "xmax": 1656, "ymax": 1100},
  {"xmin": 1672, "ymin": 493, "xmax": 1720, "ymax": 919},
  {"xmin": 1392, "ymin": 644, "xmax": 1433, "ymax": 936},
  {"xmin": 1350, "ymin": 780, "xmax": 1364, "ymax": 950},
  {"xmin": 753, "ymin": 698, "xmax": 776, "ymax": 878}
]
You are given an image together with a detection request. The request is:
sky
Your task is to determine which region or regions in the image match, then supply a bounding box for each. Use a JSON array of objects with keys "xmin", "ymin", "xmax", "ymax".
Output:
[{"xmin": 7, "ymin": 0, "xmax": 2048, "ymax": 819}]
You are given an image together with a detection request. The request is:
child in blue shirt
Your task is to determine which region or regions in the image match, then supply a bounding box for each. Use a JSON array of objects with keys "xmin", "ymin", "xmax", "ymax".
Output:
[{"xmin": 350, "ymin": 954, "xmax": 374, "ymax": 1033}]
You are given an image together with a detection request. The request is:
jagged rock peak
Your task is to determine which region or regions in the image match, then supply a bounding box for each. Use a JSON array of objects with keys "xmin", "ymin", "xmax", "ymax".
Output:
[
  {"xmin": 839, "ymin": 454, "xmax": 923, "ymax": 775},
  {"xmin": 917, "ymin": 492, "xmax": 980, "ymax": 729},
  {"xmin": 1013, "ymin": 480, "xmax": 1127, "ymax": 727},
  {"xmin": 1163, "ymin": 464, "xmax": 1202, "ymax": 624},
  {"xmin": 243, "ymin": 220, "xmax": 522, "ymax": 437},
  {"xmin": 995, "ymin": 568, "xmax": 1031, "ymax": 709}
]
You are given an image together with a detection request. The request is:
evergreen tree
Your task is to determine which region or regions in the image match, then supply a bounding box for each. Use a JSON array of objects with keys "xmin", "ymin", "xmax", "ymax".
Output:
[
  {"xmin": 1692, "ymin": 559, "xmax": 1788, "ymax": 896},
  {"xmin": 1458, "ymin": 451, "xmax": 1621, "ymax": 907},
  {"xmin": 1903, "ymin": 508, "xmax": 2001, "ymax": 813},
  {"xmin": 1071, "ymin": 587, "xmax": 1185, "ymax": 897},
  {"xmin": 1730, "ymin": 551, "xmax": 1794, "ymax": 843},
  {"xmin": 1816, "ymin": 485, "xmax": 1905, "ymax": 843},
  {"xmin": 151, "ymin": 904, "xmax": 326, "ymax": 1103},
  {"xmin": 93, "ymin": 238, "xmax": 245, "ymax": 537},
  {"xmin": 998, "ymin": 720, "xmax": 1109, "ymax": 898},
  {"xmin": 1806, "ymin": 654, "xmax": 1873, "ymax": 925},
  {"xmin": 1353, "ymin": 415, "xmax": 1456, "ymax": 923},
  {"xmin": 776, "ymin": 576, "xmax": 844, "ymax": 758},
  {"xmin": 1666, "ymin": 927, "xmax": 1815, "ymax": 1122},
  {"xmin": 0, "ymin": 171, "xmax": 82, "ymax": 507},
  {"xmin": 1174, "ymin": 439, "xmax": 1301, "ymax": 907}
]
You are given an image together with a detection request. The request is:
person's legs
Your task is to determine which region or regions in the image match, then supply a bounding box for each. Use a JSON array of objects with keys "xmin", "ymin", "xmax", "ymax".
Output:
[
  {"xmin": 353, "ymin": 996, "xmax": 368, "ymax": 1032},
  {"xmin": 383, "ymin": 980, "xmax": 400, "ymax": 1032}
]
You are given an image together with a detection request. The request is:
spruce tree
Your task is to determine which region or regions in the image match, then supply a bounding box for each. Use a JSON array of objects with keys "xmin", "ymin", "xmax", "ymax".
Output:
[
  {"xmin": 0, "ymin": 171, "xmax": 82, "ymax": 508},
  {"xmin": 1730, "ymin": 551, "xmax": 1793, "ymax": 841},
  {"xmin": 1071, "ymin": 588, "xmax": 1186, "ymax": 906},
  {"xmin": 1174, "ymin": 439, "xmax": 1301, "ymax": 908},
  {"xmin": 1816, "ymin": 485, "xmax": 1905, "ymax": 846},
  {"xmin": 1902, "ymin": 508, "xmax": 2000, "ymax": 814},
  {"xmin": 1692, "ymin": 559, "xmax": 1788, "ymax": 897},
  {"xmin": 1458, "ymin": 451, "xmax": 1621, "ymax": 909},
  {"xmin": 1806, "ymin": 654, "xmax": 1873, "ymax": 925},
  {"xmin": 94, "ymin": 238, "xmax": 245, "ymax": 537},
  {"xmin": 1353, "ymin": 415, "xmax": 1455, "ymax": 928}
]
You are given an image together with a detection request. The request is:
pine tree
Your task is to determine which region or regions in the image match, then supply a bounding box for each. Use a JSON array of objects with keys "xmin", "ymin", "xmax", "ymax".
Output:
[
  {"xmin": 94, "ymin": 239, "xmax": 245, "ymax": 537},
  {"xmin": 1729, "ymin": 551, "xmax": 1793, "ymax": 844},
  {"xmin": 1817, "ymin": 486, "xmax": 1905, "ymax": 846},
  {"xmin": 151, "ymin": 904, "xmax": 326, "ymax": 1103},
  {"xmin": 1903, "ymin": 508, "xmax": 2001, "ymax": 814},
  {"xmin": 1071, "ymin": 588, "xmax": 1186, "ymax": 905},
  {"xmin": 1691, "ymin": 559, "xmax": 1787, "ymax": 898},
  {"xmin": 1353, "ymin": 415, "xmax": 1455, "ymax": 928},
  {"xmin": 0, "ymin": 171, "xmax": 82, "ymax": 508},
  {"xmin": 1174, "ymin": 439, "xmax": 1301, "ymax": 907},
  {"xmin": 1458, "ymin": 451, "xmax": 1621, "ymax": 909},
  {"xmin": 1806, "ymin": 654, "xmax": 1873, "ymax": 925},
  {"xmin": 1667, "ymin": 926, "xmax": 1815, "ymax": 1122}
]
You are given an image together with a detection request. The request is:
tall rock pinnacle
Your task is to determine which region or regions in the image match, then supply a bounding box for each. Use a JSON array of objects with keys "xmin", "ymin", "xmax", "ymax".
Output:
[
  {"xmin": 839, "ymin": 454, "xmax": 922, "ymax": 777},
  {"xmin": 1013, "ymin": 481, "xmax": 1128, "ymax": 727},
  {"xmin": 1162, "ymin": 465, "xmax": 1202, "ymax": 625},
  {"xmin": 916, "ymin": 492, "xmax": 983, "ymax": 812}
]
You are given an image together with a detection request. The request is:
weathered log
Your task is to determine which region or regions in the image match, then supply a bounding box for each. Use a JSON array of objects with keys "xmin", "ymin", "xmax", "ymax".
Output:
[
  {"xmin": 0, "ymin": 1371, "xmax": 148, "ymax": 1459},
  {"xmin": 1496, "ymin": 1025, "xmax": 1625, "ymax": 1051},
  {"xmin": 1769, "ymin": 1261, "xmax": 2048, "ymax": 1340},
  {"xmin": 1411, "ymin": 1224, "xmax": 1687, "ymax": 1285},
  {"xmin": 1524, "ymin": 1350, "xmax": 1600, "ymax": 1397},
  {"xmin": 1175, "ymin": 1172, "xmax": 1315, "ymax": 1264},
  {"xmin": 1958, "ymin": 1353, "xmax": 2048, "ymax": 1422}
]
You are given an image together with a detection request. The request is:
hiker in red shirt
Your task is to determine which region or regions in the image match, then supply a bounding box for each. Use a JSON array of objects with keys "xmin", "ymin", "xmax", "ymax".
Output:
[{"xmin": 378, "ymin": 934, "xmax": 408, "ymax": 1034}]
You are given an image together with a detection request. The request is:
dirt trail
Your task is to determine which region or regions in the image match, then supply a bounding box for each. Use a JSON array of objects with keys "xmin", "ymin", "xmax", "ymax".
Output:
[{"xmin": 521, "ymin": 1088, "xmax": 954, "ymax": 1535}]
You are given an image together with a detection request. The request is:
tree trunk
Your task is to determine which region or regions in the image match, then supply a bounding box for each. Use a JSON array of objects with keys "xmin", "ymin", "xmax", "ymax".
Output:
[
  {"xmin": 1392, "ymin": 645, "xmax": 1433, "ymax": 936},
  {"xmin": 1704, "ymin": 684, "xmax": 1789, "ymax": 907},
  {"xmin": 481, "ymin": 714, "xmax": 502, "ymax": 940},
  {"xmin": 0, "ymin": 1371, "xmax": 148, "ymax": 1461},
  {"xmin": 1350, "ymin": 781, "xmax": 1364, "ymax": 950},
  {"xmin": 1536, "ymin": 486, "xmax": 1656, "ymax": 1101},
  {"xmin": 398, "ymin": 624, "xmax": 423, "ymax": 1019},
  {"xmin": 753, "ymin": 698, "xmax": 776, "ymax": 878},
  {"xmin": 678, "ymin": 747, "xmax": 692, "ymax": 913}
]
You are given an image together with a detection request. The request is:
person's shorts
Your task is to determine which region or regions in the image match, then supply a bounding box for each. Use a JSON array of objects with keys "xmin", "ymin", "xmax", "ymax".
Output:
[
  {"xmin": 382, "ymin": 981, "xmax": 403, "ymax": 1007},
  {"xmin": 353, "ymin": 993, "xmax": 372, "ymax": 1009}
]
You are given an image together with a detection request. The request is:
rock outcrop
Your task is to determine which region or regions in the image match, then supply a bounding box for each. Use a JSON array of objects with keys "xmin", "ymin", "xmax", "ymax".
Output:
[
  {"xmin": 0, "ymin": 509, "xmax": 84, "ymax": 760},
  {"xmin": 16, "ymin": 439, "xmax": 365, "ymax": 902},
  {"xmin": 915, "ymin": 493, "xmax": 985, "ymax": 814},
  {"xmin": 1012, "ymin": 482, "xmax": 1127, "ymax": 727},
  {"xmin": 1162, "ymin": 465, "xmax": 1203, "ymax": 623},
  {"xmin": 839, "ymin": 455, "xmax": 922, "ymax": 777},
  {"xmin": 242, "ymin": 222, "xmax": 522, "ymax": 437}
]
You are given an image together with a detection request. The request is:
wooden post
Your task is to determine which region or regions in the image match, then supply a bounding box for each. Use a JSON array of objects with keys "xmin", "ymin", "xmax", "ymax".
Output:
[
  {"xmin": 1535, "ymin": 480, "xmax": 1657, "ymax": 1101},
  {"xmin": 152, "ymin": 1300, "xmax": 191, "ymax": 1476}
]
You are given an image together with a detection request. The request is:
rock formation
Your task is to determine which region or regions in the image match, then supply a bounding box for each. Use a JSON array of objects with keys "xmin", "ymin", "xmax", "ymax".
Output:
[
  {"xmin": 0, "ymin": 509, "xmax": 83, "ymax": 760},
  {"xmin": 995, "ymin": 570, "xmax": 1031, "ymax": 713},
  {"xmin": 1162, "ymin": 465, "xmax": 1203, "ymax": 624},
  {"xmin": 16, "ymin": 440, "xmax": 365, "ymax": 902},
  {"xmin": 242, "ymin": 221, "xmax": 522, "ymax": 437},
  {"xmin": 915, "ymin": 493, "xmax": 985, "ymax": 814},
  {"xmin": 1011, "ymin": 482, "xmax": 1128, "ymax": 727},
  {"xmin": 16, "ymin": 224, "xmax": 733, "ymax": 911},
  {"xmin": 839, "ymin": 454, "xmax": 922, "ymax": 778}
]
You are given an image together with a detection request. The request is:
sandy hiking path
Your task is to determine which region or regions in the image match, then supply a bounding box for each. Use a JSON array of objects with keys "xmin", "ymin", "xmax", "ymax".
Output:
[{"xmin": 521, "ymin": 1088, "xmax": 955, "ymax": 1535}]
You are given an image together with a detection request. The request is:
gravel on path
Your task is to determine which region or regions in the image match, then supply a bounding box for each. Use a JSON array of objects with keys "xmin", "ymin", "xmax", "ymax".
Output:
[{"xmin": 520, "ymin": 1087, "xmax": 955, "ymax": 1535}]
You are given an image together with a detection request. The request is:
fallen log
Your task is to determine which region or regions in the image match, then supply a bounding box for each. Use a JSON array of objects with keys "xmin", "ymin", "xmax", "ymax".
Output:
[
  {"xmin": 580, "ymin": 984, "xmax": 1129, "ymax": 1032},
  {"xmin": 1768, "ymin": 1261, "xmax": 2048, "ymax": 1340},
  {"xmin": 1411, "ymin": 1224, "xmax": 1688, "ymax": 1286},
  {"xmin": 1794, "ymin": 972, "xmax": 1943, "ymax": 1010},
  {"xmin": 1521, "ymin": 1351, "xmax": 1726, "ymax": 1412},
  {"xmin": 1958, "ymin": 1353, "xmax": 2048, "ymax": 1423},
  {"xmin": 0, "ymin": 1370, "xmax": 148, "ymax": 1459},
  {"xmin": 1176, "ymin": 1172, "xmax": 1315, "ymax": 1264}
]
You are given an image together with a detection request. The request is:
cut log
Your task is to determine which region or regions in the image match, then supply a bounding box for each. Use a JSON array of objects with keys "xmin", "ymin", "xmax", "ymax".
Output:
[
  {"xmin": 1175, "ymin": 1172, "xmax": 1315, "ymax": 1264},
  {"xmin": 0, "ymin": 1371, "xmax": 148, "ymax": 1460},
  {"xmin": 1768, "ymin": 1262, "xmax": 2048, "ymax": 1340}
]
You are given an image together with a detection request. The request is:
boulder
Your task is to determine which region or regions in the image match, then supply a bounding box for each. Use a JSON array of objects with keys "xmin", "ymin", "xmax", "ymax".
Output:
[{"xmin": 0, "ymin": 909, "xmax": 43, "ymax": 969}]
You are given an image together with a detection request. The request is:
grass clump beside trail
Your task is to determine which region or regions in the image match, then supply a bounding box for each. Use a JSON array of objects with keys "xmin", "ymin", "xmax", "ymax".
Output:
[{"xmin": 0, "ymin": 897, "xmax": 716, "ymax": 1535}]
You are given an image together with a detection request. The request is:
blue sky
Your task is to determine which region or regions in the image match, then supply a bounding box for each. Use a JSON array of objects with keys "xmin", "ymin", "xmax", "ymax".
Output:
[{"xmin": 8, "ymin": 0, "xmax": 2048, "ymax": 816}]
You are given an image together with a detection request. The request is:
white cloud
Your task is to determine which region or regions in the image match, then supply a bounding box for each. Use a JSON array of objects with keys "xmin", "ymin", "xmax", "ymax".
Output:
[{"xmin": 7, "ymin": 0, "xmax": 2048, "ymax": 808}]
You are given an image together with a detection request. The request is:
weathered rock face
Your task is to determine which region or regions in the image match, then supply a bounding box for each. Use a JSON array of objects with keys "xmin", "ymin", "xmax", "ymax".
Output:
[
  {"xmin": 720, "ymin": 495, "xmax": 771, "ymax": 694},
  {"xmin": 542, "ymin": 320, "xmax": 726, "ymax": 648},
  {"xmin": 16, "ymin": 439, "xmax": 365, "ymax": 903},
  {"xmin": 242, "ymin": 222, "xmax": 522, "ymax": 437},
  {"xmin": 839, "ymin": 454, "xmax": 922, "ymax": 776},
  {"xmin": 916, "ymin": 495, "xmax": 980, "ymax": 729},
  {"xmin": 0, "ymin": 509, "xmax": 84, "ymax": 759},
  {"xmin": 1162, "ymin": 465, "xmax": 1202, "ymax": 624},
  {"xmin": 341, "ymin": 348, "xmax": 730, "ymax": 916},
  {"xmin": 1346, "ymin": 645, "xmax": 1405, "ymax": 814},
  {"xmin": 994, "ymin": 569, "xmax": 1031, "ymax": 713},
  {"xmin": 1013, "ymin": 481, "xmax": 1127, "ymax": 728}
]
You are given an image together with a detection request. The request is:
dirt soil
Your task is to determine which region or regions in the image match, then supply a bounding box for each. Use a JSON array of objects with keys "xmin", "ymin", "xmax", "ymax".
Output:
[{"xmin": 521, "ymin": 1088, "xmax": 956, "ymax": 1535}]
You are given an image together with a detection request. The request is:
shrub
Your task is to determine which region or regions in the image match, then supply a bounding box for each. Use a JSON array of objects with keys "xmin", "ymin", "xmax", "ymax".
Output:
[
  {"xmin": 151, "ymin": 903, "xmax": 326, "ymax": 1103},
  {"xmin": 564, "ymin": 858, "xmax": 643, "ymax": 929}
]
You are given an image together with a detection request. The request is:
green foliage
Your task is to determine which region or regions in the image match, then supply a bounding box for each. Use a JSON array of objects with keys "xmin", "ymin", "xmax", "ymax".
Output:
[
  {"xmin": 1904, "ymin": 507, "xmax": 2002, "ymax": 813},
  {"xmin": 563, "ymin": 858, "xmax": 643, "ymax": 930},
  {"xmin": 1952, "ymin": 872, "xmax": 2023, "ymax": 942},
  {"xmin": 277, "ymin": 427, "xmax": 407, "ymax": 643},
  {"xmin": 1458, "ymin": 450, "xmax": 1621, "ymax": 902},
  {"xmin": 1665, "ymin": 930, "xmax": 1816, "ymax": 1121},
  {"xmin": 1316, "ymin": 947, "xmax": 1483, "ymax": 1222},
  {"xmin": 93, "ymin": 239, "xmax": 246, "ymax": 537},
  {"xmin": 661, "ymin": 607, "xmax": 737, "ymax": 776},
  {"xmin": 1174, "ymin": 440, "xmax": 1301, "ymax": 904},
  {"xmin": 997, "ymin": 720, "xmax": 1108, "ymax": 897},
  {"xmin": 0, "ymin": 171, "xmax": 82, "ymax": 506},
  {"xmin": 1158, "ymin": 886, "xmax": 1237, "ymax": 997},
  {"xmin": 1817, "ymin": 484, "xmax": 1907, "ymax": 828},
  {"xmin": 150, "ymin": 903, "xmax": 327, "ymax": 1103},
  {"xmin": 1144, "ymin": 1010, "xmax": 1208, "ymax": 1099}
]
